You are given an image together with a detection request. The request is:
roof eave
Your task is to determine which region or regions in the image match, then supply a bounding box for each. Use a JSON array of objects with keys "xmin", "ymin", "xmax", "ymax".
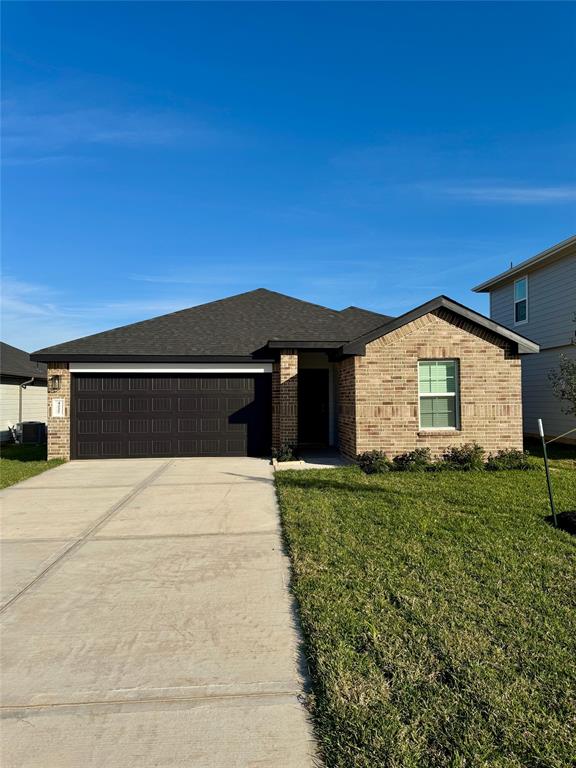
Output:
[
  {"xmin": 472, "ymin": 234, "xmax": 576, "ymax": 292},
  {"xmin": 266, "ymin": 340, "xmax": 347, "ymax": 350}
]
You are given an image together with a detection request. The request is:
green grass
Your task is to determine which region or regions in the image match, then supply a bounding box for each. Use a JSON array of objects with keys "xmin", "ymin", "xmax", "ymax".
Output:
[
  {"xmin": 524, "ymin": 437, "xmax": 576, "ymax": 471},
  {"xmin": 0, "ymin": 444, "xmax": 65, "ymax": 489},
  {"xmin": 276, "ymin": 460, "xmax": 576, "ymax": 767}
]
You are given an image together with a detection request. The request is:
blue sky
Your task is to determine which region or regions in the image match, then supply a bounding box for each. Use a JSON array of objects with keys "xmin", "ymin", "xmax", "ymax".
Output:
[{"xmin": 2, "ymin": 1, "xmax": 575, "ymax": 351}]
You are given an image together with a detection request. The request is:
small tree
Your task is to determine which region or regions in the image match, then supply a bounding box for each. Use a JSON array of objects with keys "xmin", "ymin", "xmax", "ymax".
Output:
[{"xmin": 549, "ymin": 354, "xmax": 576, "ymax": 416}]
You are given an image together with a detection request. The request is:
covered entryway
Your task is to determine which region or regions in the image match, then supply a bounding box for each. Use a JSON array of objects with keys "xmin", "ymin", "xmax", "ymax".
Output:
[
  {"xmin": 71, "ymin": 373, "xmax": 271, "ymax": 459},
  {"xmin": 297, "ymin": 352, "xmax": 336, "ymax": 447},
  {"xmin": 298, "ymin": 369, "xmax": 329, "ymax": 444}
]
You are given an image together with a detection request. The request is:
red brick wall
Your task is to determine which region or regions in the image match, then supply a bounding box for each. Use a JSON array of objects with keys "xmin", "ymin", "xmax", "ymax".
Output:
[
  {"xmin": 46, "ymin": 362, "xmax": 71, "ymax": 460},
  {"xmin": 272, "ymin": 350, "xmax": 298, "ymax": 449},
  {"xmin": 339, "ymin": 309, "xmax": 523, "ymax": 459}
]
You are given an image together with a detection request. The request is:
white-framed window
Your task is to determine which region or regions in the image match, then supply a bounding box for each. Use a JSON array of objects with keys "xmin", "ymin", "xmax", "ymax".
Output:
[
  {"xmin": 418, "ymin": 360, "xmax": 459, "ymax": 430},
  {"xmin": 514, "ymin": 277, "xmax": 528, "ymax": 325}
]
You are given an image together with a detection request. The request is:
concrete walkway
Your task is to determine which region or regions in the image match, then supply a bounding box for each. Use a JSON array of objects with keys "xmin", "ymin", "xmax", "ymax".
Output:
[{"xmin": 0, "ymin": 458, "xmax": 316, "ymax": 767}]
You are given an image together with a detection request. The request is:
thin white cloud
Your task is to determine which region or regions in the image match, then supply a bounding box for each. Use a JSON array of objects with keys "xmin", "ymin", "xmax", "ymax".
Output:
[
  {"xmin": 2, "ymin": 95, "xmax": 223, "ymax": 165},
  {"xmin": 416, "ymin": 182, "xmax": 576, "ymax": 204},
  {"xmin": 0, "ymin": 276, "xmax": 201, "ymax": 351}
]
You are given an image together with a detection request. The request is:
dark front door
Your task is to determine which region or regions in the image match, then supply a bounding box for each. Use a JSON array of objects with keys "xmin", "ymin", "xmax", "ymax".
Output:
[
  {"xmin": 71, "ymin": 373, "xmax": 272, "ymax": 459},
  {"xmin": 298, "ymin": 369, "xmax": 329, "ymax": 444}
]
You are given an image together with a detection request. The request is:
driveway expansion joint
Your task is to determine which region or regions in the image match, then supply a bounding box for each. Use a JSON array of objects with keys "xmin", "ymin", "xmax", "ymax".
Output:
[{"xmin": 0, "ymin": 460, "xmax": 174, "ymax": 615}]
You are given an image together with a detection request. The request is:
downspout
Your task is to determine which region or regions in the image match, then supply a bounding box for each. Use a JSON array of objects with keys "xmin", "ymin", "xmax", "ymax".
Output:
[{"xmin": 19, "ymin": 377, "xmax": 35, "ymax": 426}]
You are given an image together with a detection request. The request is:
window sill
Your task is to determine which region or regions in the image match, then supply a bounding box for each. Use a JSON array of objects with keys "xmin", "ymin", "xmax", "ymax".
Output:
[{"xmin": 418, "ymin": 429, "xmax": 459, "ymax": 436}]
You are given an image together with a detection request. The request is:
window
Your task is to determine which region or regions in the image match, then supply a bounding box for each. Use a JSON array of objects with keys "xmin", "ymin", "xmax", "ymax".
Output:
[
  {"xmin": 418, "ymin": 360, "xmax": 459, "ymax": 430},
  {"xmin": 514, "ymin": 277, "xmax": 528, "ymax": 325}
]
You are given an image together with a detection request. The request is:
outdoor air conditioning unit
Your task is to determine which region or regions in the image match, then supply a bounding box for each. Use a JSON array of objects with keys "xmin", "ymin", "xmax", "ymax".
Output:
[{"xmin": 18, "ymin": 421, "xmax": 47, "ymax": 445}]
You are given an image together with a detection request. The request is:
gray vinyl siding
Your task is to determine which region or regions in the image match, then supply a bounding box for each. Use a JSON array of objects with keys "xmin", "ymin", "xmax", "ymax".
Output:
[
  {"xmin": 487, "ymin": 251, "xmax": 576, "ymax": 441},
  {"xmin": 489, "ymin": 253, "xmax": 576, "ymax": 349},
  {"xmin": 521, "ymin": 346, "xmax": 576, "ymax": 439}
]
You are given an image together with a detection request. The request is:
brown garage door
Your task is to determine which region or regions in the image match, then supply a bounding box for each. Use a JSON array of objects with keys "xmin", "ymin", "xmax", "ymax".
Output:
[{"xmin": 71, "ymin": 373, "xmax": 272, "ymax": 459}]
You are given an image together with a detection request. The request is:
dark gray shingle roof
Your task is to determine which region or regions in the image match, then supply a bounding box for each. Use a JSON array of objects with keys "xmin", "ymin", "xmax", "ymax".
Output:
[
  {"xmin": 1, "ymin": 342, "xmax": 48, "ymax": 379},
  {"xmin": 31, "ymin": 289, "xmax": 394, "ymax": 360}
]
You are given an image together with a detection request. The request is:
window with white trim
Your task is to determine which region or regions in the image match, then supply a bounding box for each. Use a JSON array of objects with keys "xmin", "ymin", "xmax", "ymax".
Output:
[
  {"xmin": 514, "ymin": 277, "xmax": 528, "ymax": 324},
  {"xmin": 418, "ymin": 360, "xmax": 459, "ymax": 430}
]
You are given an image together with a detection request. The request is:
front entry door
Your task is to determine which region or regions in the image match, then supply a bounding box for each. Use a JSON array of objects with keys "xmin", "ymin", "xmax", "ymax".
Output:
[{"xmin": 298, "ymin": 369, "xmax": 329, "ymax": 444}]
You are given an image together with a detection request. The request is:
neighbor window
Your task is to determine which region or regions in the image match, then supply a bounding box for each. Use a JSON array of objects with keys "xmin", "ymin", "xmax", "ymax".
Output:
[
  {"xmin": 418, "ymin": 360, "xmax": 459, "ymax": 430},
  {"xmin": 514, "ymin": 277, "xmax": 528, "ymax": 324}
]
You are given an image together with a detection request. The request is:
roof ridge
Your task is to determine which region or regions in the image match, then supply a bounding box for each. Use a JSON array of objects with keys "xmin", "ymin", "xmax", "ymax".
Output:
[{"xmin": 253, "ymin": 287, "xmax": 340, "ymax": 315}]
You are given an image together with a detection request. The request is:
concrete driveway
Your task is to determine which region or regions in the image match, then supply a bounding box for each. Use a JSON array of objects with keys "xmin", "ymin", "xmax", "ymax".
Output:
[{"xmin": 0, "ymin": 458, "xmax": 316, "ymax": 767}]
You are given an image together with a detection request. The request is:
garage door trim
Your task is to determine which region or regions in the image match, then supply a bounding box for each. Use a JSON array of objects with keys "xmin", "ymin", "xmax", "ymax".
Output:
[
  {"xmin": 71, "ymin": 373, "xmax": 272, "ymax": 460},
  {"xmin": 69, "ymin": 363, "xmax": 273, "ymax": 373}
]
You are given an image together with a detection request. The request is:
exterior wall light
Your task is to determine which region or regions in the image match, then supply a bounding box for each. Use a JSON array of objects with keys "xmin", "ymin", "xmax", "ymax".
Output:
[{"xmin": 49, "ymin": 374, "xmax": 61, "ymax": 392}]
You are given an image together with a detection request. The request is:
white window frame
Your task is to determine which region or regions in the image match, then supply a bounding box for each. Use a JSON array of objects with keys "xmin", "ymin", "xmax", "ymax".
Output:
[
  {"xmin": 513, "ymin": 276, "xmax": 528, "ymax": 326},
  {"xmin": 418, "ymin": 359, "xmax": 460, "ymax": 431}
]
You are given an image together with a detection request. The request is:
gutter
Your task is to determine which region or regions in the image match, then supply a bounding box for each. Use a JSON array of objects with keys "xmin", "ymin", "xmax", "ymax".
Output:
[{"xmin": 19, "ymin": 377, "xmax": 35, "ymax": 425}]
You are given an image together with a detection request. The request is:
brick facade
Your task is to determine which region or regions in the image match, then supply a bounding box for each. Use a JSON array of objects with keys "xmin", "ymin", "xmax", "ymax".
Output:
[
  {"xmin": 335, "ymin": 356, "xmax": 357, "ymax": 458},
  {"xmin": 45, "ymin": 310, "xmax": 523, "ymax": 461},
  {"xmin": 337, "ymin": 309, "xmax": 523, "ymax": 459},
  {"xmin": 46, "ymin": 362, "xmax": 71, "ymax": 460},
  {"xmin": 271, "ymin": 350, "xmax": 298, "ymax": 450}
]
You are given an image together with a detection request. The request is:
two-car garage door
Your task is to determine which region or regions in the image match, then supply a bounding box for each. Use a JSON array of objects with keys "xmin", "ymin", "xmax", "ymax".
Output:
[{"xmin": 71, "ymin": 374, "xmax": 272, "ymax": 459}]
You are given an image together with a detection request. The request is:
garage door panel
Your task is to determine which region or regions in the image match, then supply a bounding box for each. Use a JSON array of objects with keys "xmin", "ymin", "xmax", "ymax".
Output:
[
  {"xmin": 78, "ymin": 419, "xmax": 99, "ymax": 435},
  {"xmin": 151, "ymin": 377, "xmax": 174, "ymax": 390},
  {"xmin": 102, "ymin": 441, "xmax": 123, "ymax": 458},
  {"xmin": 102, "ymin": 398, "xmax": 122, "ymax": 413},
  {"xmin": 178, "ymin": 417, "xmax": 199, "ymax": 432},
  {"xmin": 102, "ymin": 378, "xmax": 123, "ymax": 391},
  {"xmin": 76, "ymin": 377, "xmax": 100, "ymax": 392},
  {"xmin": 128, "ymin": 419, "xmax": 149, "ymax": 434},
  {"xmin": 77, "ymin": 441, "xmax": 100, "ymax": 458},
  {"xmin": 152, "ymin": 397, "xmax": 171, "ymax": 412},
  {"xmin": 177, "ymin": 438, "xmax": 199, "ymax": 454},
  {"xmin": 177, "ymin": 378, "xmax": 199, "ymax": 391},
  {"xmin": 178, "ymin": 397, "xmax": 200, "ymax": 411},
  {"xmin": 72, "ymin": 373, "xmax": 271, "ymax": 459},
  {"xmin": 102, "ymin": 419, "xmax": 122, "ymax": 434},
  {"xmin": 129, "ymin": 397, "xmax": 150, "ymax": 413},
  {"xmin": 129, "ymin": 378, "xmax": 149, "ymax": 391},
  {"xmin": 152, "ymin": 418, "xmax": 171, "ymax": 433},
  {"xmin": 77, "ymin": 398, "xmax": 99, "ymax": 413}
]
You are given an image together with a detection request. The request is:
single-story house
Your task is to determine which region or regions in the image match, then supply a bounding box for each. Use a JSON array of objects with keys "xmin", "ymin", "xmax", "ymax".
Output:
[
  {"xmin": 1, "ymin": 342, "xmax": 48, "ymax": 443},
  {"xmin": 30, "ymin": 289, "xmax": 539, "ymax": 461}
]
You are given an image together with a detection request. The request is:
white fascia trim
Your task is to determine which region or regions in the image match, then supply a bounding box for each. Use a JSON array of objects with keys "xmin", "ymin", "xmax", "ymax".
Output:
[{"xmin": 69, "ymin": 362, "xmax": 273, "ymax": 374}]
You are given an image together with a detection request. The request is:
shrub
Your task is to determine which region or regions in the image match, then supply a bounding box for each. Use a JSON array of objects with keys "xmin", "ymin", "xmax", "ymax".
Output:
[
  {"xmin": 485, "ymin": 449, "xmax": 534, "ymax": 471},
  {"xmin": 392, "ymin": 448, "xmax": 432, "ymax": 472},
  {"xmin": 272, "ymin": 444, "xmax": 297, "ymax": 462},
  {"xmin": 441, "ymin": 443, "xmax": 485, "ymax": 471},
  {"xmin": 357, "ymin": 450, "xmax": 392, "ymax": 474}
]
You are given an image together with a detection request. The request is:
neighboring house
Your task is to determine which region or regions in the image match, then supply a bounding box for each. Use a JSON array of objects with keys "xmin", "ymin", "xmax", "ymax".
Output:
[
  {"xmin": 0, "ymin": 342, "xmax": 48, "ymax": 442},
  {"xmin": 473, "ymin": 235, "xmax": 576, "ymax": 444},
  {"xmin": 30, "ymin": 289, "xmax": 538, "ymax": 461}
]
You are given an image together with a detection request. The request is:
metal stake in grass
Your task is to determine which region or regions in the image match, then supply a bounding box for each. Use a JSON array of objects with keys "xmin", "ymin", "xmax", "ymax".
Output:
[{"xmin": 538, "ymin": 419, "xmax": 557, "ymax": 528}]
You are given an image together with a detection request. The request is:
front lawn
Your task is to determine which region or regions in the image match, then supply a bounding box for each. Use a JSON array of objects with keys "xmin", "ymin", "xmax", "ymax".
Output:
[
  {"xmin": 0, "ymin": 444, "xmax": 65, "ymax": 489},
  {"xmin": 276, "ymin": 462, "xmax": 576, "ymax": 767}
]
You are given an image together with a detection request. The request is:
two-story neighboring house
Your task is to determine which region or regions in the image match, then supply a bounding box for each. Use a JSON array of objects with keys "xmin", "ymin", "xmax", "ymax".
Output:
[{"xmin": 473, "ymin": 235, "xmax": 576, "ymax": 444}]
